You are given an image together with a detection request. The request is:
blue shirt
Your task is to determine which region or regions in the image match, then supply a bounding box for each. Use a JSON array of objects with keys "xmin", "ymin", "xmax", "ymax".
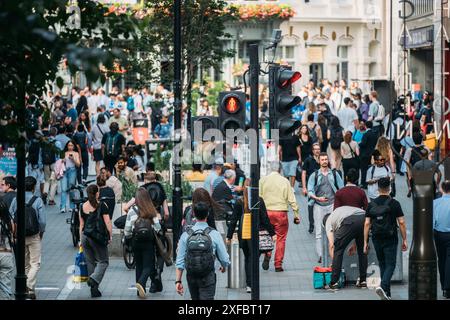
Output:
[
  {"xmin": 353, "ymin": 130, "xmax": 366, "ymax": 144},
  {"xmin": 204, "ymin": 171, "xmax": 218, "ymax": 194},
  {"xmin": 9, "ymin": 191, "xmax": 46, "ymax": 233},
  {"xmin": 292, "ymin": 105, "xmax": 305, "ymax": 121},
  {"xmin": 154, "ymin": 123, "xmax": 171, "ymax": 139},
  {"xmin": 433, "ymin": 194, "xmax": 450, "ymax": 232},
  {"xmin": 307, "ymin": 169, "xmax": 345, "ymax": 206},
  {"xmin": 67, "ymin": 108, "xmax": 78, "ymax": 122},
  {"xmin": 176, "ymin": 222, "xmax": 230, "ymax": 270}
]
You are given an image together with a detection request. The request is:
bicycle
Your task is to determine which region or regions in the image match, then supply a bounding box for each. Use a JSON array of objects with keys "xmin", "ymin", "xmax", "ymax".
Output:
[{"xmin": 65, "ymin": 179, "xmax": 114, "ymax": 247}]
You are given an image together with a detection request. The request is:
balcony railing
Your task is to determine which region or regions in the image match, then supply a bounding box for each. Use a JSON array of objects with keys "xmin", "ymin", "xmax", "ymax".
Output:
[{"xmin": 407, "ymin": 0, "xmax": 434, "ymax": 20}]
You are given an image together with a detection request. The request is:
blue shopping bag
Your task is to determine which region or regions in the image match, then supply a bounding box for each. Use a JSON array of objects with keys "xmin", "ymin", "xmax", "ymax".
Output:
[{"xmin": 73, "ymin": 246, "xmax": 88, "ymax": 283}]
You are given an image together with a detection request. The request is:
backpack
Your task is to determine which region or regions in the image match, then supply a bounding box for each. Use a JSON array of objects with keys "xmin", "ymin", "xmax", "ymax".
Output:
[
  {"xmin": 41, "ymin": 141, "xmax": 56, "ymax": 165},
  {"xmin": 330, "ymin": 127, "xmax": 343, "ymax": 150},
  {"xmin": 185, "ymin": 227, "xmax": 215, "ymax": 277},
  {"xmin": 105, "ymin": 132, "xmax": 119, "ymax": 157},
  {"xmin": 182, "ymin": 206, "xmax": 197, "ymax": 233},
  {"xmin": 410, "ymin": 146, "xmax": 425, "ymax": 167},
  {"xmin": 374, "ymin": 104, "xmax": 385, "ymax": 122},
  {"xmin": 0, "ymin": 199, "xmax": 14, "ymax": 249},
  {"xmin": 369, "ymin": 198, "xmax": 396, "ymax": 238},
  {"xmin": 13, "ymin": 196, "xmax": 40, "ymax": 237},
  {"xmin": 28, "ymin": 141, "xmax": 41, "ymax": 166},
  {"xmin": 74, "ymin": 132, "xmax": 88, "ymax": 153},
  {"xmin": 127, "ymin": 96, "xmax": 135, "ymax": 111},
  {"xmin": 308, "ymin": 124, "xmax": 319, "ymax": 144},
  {"xmin": 133, "ymin": 217, "xmax": 154, "ymax": 242},
  {"xmin": 313, "ymin": 169, "xmax": 341, "ymax": 193}
]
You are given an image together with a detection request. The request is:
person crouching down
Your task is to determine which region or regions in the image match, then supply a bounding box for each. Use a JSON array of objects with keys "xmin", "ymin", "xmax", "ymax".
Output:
[{"xmin": 175, "ymin": 202, "xmax": 230, "ymax": 300}]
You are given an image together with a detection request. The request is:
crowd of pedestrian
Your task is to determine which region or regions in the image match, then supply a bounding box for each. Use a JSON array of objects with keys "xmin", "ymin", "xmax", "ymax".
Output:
[{"xmin": 0, "ymin": 78, "xmax": 449, "ymax": 302}]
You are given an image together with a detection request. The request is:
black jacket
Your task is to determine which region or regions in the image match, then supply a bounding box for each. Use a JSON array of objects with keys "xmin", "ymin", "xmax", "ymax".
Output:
[
  {"xmin": 212, "ymin": 180, "xmax": 234, "ymax": 220},
  {"xmin": 226, "ymin": 197, "xmax": 275, "ymax": 245},
  {"xmin": 359, "ymin": 128, "xmax": 379, "ymax": 159}
]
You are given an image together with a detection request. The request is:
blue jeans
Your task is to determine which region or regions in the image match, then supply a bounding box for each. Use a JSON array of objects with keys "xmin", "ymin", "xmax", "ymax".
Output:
[
  {"xmin": 60, "ymin": 167, "xmax": 77, "ymax": 210},
  {"xmin": 372, "ymin": 236, "xmax": 398, "ymax": 297}
]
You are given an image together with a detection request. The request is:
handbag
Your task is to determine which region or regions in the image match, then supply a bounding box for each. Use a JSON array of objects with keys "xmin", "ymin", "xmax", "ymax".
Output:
[
  {"xmin": 259, "ymin": 230, "xmax": 274, "ymax": 252},
  {"xmin": 153, "ymin": 228, "xmax": 173, "ymax": 267},
  {"xmin": 73, "ymin": 246, "xmax": 88, "ymax": 283},
  {"xmin": 390, "ymin": 179, "xmax": 396, "ymax": 198},
  {"xmin": 241, "ymin": 212, "xmax": 251, "ymax": 240},
  {"xmin": 113, "ymin": 214, "xmax": 127, "ymax": 230},
  {"xmin": 83, "ymin": 204, "xmax": 110, "ymax": 246}
]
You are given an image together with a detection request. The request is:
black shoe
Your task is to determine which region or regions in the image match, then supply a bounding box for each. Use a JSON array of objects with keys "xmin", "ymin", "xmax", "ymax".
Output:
[
  {"xmin": 326, "ymin": 282, "xmax": 340, "ymax": 291},
  {"xmin": 444, "ymin": 290, "xmax": 450, "ymax": 299},
  {"xmin": 308, "ymin": 226, "xmax": 314, "ymax": 234},
  {"xmin": 318, "ymin": 256, "xmax": 322, "ymax": 264},
  {"xmin": 262, "ymin": 255, "xmax": 270, "ymax": 271},
  {"xmin": 91, "ymin": 287, "xmax": 102, "ymax": 298},
  {"xmin": 149, "ymin": 282, "xmax": 158, "ymax": 293},
  {"xmin": 407, "ymin": 190, "xmax": 412, "ymax": 198},
  {"xmin": 275, "ymin": 267, "xmax": 284, "ymax": 272},
  {"xmin": 155, "ymin": 279, "xmax": 163, "ymax": 292}
]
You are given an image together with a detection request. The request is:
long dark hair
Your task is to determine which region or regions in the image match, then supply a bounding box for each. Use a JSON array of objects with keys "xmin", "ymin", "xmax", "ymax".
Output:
[
  {"xmin": 64, "ymin": 139, "xmax": 77, "ymax": 152},
  {"xmin": 192, "ymin": 188, "xmax": 220, "ymax": 216},
  {"xmin": 86, "ymin": 184, "xmax": 99, "ymax": 208},
  {"xmin": 135, "ymin": 188, "xmax": 157, "ymax": 221}
]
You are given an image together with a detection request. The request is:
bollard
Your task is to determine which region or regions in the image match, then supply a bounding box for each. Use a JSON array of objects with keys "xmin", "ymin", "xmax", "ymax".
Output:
[{"xmin": 227, "ymin": 236, "xmax": 246, "ymax": 289}]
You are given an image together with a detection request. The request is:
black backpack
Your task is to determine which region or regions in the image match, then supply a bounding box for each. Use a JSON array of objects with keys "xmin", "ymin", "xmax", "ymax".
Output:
[
  {"xmin": 74, "ymin": 132, "xmax": 88, "ymax": 153},
  {"xmin": 0, "ymin": 199, "xmax": 14, "ymax": 249},
  {"xmin": 185, "ymin": 227, "xmax": 215, "ymax": 277},
  {"xmin": 13, "ymin": 196, "xmax": 40, "ymax": 237},
  {"xmin": 308, "ymin": 124, "xmax": 319, "ymax": 144},
  {"xmin": 105, "ymin": 132, "xmax": 119, "ymax": 157},
  {"xmin": 133, "ymin": 217, "xmax": 154, "ymax": 242},
  {"xmin": 28, "ymin": 141, "xmax": 40, "ymax": 166},
  {"xmin": 369, "ymin": 198, "xmax": 396, "ymax": 238},
  {"xmin": 41, "ymin": 141, "xmax": 56, "ymax": 165},
  {"xmin": 330, "ymin": 127, "xmax": 343, "ymax": 150},
  {"xmin": 410, "ymin": 146, "xmax": 425, "ymax": 167}
]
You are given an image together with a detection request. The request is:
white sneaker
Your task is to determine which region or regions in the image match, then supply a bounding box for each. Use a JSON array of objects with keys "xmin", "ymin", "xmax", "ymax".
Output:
[
  {"xmin": 375, "ymin": 287, "xmax": 389, "ymax": 300},
  {"xmin": 60, "ymin": 208, "xmax": 66, "ymax": 214},
  {"xmin": 246, "ymin": 286, "xmax": 252, "ymax": 293}
]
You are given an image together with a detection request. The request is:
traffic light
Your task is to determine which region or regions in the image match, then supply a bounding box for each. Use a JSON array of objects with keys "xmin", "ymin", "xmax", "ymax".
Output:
[
  {"xmin": 269, "ymin": 64, "xmax": 302, "ymax": 140},
  {"xmin": 218, "ymin": 91, "xmax": 246, "ymax": 138},
  {"xmin": 190, "ymin": 116, "xmax": 218, "ymax": 142}
]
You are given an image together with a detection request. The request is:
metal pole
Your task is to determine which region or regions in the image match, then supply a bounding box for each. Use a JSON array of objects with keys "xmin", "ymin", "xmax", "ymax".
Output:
[
  {"xmin": 409, "ymin": 169, "xmax": 437, "ymax": 300},
  {"xmin": 15, "ymin": 84, "xmax": 27, "ymax": 300},
  {"xmin": 249, "ymin": 44, "xmax": 260, "ymax": 300},
  {"xmin": 172, "ymin": 0, "xmax": 183, "ymax": 260},
  {"xmin": 389, "ymin": 0, "xmax": 394, "ymax": 117}
]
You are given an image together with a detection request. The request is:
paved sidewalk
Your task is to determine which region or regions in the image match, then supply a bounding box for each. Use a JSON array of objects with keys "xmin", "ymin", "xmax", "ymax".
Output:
[{"xmin": 27, "ymin": 174, "xmax": 443, "ymax": 300}]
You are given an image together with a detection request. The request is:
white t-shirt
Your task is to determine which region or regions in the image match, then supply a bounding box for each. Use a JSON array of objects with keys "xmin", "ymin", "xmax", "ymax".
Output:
[
  {"xmin": 367, "ymin": 165, "xmax": 392, "ymax": 199},
  {"xmin": 337, "ymin": 106, "xmax": 358, "ymax": 133}
]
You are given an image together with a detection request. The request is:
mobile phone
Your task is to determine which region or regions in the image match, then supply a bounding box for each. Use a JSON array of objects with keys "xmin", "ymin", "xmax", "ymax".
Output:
[{"xmin": 239, "ymin": 177, "xmax": 244, "ymax": 187}]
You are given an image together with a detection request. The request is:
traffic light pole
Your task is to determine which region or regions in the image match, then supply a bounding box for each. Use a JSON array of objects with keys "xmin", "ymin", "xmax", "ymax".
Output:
[
  {"xmin": 249, "ymin": 44, "xmax": 260, "ymax": 300},
  {"xmin": 15, "ymin": 82, "xmax": 27, "ymax": 300},
  {"xmin": 172, "ymin": 0, "xmax": 183, "ymax": 260},
  {"xmin": 409, "ymin": 169, "xmax": 437, "ymax": 300}
]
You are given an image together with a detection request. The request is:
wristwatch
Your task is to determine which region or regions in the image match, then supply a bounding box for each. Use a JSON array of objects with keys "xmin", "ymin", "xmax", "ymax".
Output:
[{"xmin": 175, "ymin": 280, "xmax": 182, "ymax": 285}]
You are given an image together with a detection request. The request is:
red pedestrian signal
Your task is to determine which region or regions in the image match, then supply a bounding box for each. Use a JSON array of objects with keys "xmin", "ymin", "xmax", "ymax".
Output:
[
  {"xmin": 279, "ymin": 70, "xmax": 302, "ymax": 88},
  {"xmin": 224, "ymin": 96, "xmax": 240, "ymax": 114}
]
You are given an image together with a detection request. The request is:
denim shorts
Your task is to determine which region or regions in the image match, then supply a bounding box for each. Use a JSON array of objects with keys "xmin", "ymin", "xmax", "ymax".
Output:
[{"xmin": 281, "ymin": 160, "xmax": 298, "ymax": 177}]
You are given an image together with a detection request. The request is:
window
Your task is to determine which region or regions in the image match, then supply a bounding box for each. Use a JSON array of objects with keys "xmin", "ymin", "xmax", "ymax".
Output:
[{"xmin": 337, "ymin": 45, "xmax": 349, "ymax": 83}]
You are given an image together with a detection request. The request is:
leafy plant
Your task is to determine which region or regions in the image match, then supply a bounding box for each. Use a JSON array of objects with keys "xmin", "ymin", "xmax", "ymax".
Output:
[{"xmin": 119, "ymin": 176, "xmax": 138, "ymax": 203}]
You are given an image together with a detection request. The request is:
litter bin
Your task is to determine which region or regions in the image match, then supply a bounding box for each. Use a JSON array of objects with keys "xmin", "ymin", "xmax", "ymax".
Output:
[
  {"xmin": 227, "ymin": 235, "xmax": 246, "ymax": 289},
  {"xmin": 132, "ymin": 119, "xmax": 149, "ymax": 145}
]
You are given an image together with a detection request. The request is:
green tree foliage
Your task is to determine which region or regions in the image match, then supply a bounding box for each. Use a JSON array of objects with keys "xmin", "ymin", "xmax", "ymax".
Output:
[
  {"xmin": 127, "ymin": 0, "xmax": 237, "ymax": 94},
  {"xmin": 0, "ymin": 0, "xmax": 137, "ymax": 145}
]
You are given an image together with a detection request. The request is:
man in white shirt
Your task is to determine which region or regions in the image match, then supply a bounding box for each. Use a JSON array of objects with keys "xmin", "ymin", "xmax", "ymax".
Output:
[
  {"xmin": 337, "ymin": 98, "xmax": 359, "ymax": 133},
  {"xmin": 366, "ymin": 150, "xmax": 392, "ymax": 201},
  {"xmin": 97, "ymin": 88, "xmax": 110, "ymax": 109}
]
